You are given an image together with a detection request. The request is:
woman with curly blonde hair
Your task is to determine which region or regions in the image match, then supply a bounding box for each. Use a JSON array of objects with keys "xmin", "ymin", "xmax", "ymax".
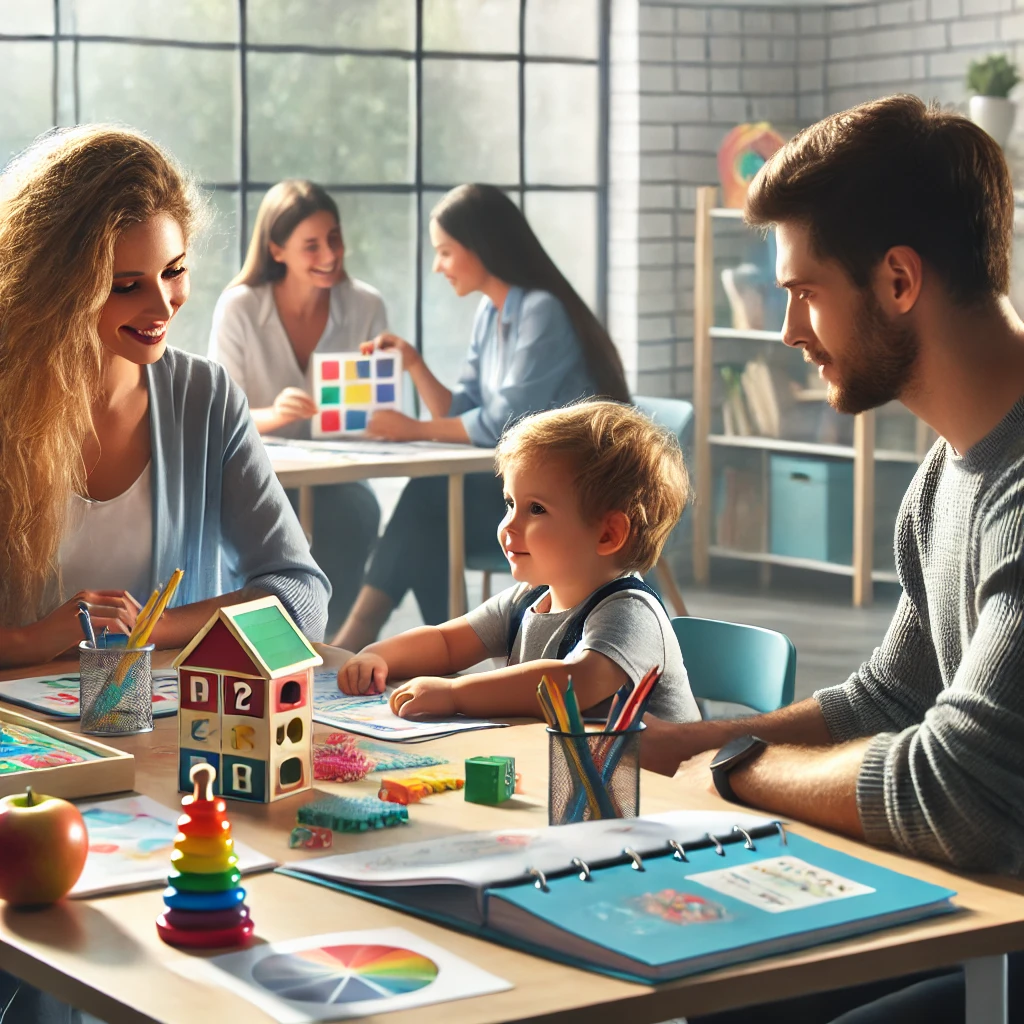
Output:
[{"xmin": 0, "ymin": 126, "xmax": 329, "ymax": 668}]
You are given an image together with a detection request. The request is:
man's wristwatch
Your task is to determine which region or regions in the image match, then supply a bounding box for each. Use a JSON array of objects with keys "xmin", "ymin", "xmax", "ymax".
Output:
[{"xmin": 709, "ymin": 735, "xmax": 768, "ymax": 803}]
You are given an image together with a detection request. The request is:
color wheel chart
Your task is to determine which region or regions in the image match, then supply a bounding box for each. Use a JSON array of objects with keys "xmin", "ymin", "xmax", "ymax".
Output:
[
  {"xmin": 312, "ymin": 352, "xmax": 402, "ymax": 437},
  {"xmin": 251, "ymin": 944, "xmax": 438, "ymax": 1004}
]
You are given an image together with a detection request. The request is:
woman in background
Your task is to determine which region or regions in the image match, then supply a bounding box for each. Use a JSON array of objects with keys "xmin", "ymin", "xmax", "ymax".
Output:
[
  {"xmin": 208, "ymin": 181, "xmax": 383, "ymax": 632},
  {"xmin": 0, "ymin": 129, "xmax": 328, "ymax": 662},
  {"xmin": 334, "ymin": 183, "xmax": 631, "ymax": 650}
]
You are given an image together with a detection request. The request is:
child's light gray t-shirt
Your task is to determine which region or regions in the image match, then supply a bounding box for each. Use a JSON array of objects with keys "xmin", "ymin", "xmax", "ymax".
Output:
[{"xmin": 464, "ymin": 578, "xmax": 700, "ymax": 724}]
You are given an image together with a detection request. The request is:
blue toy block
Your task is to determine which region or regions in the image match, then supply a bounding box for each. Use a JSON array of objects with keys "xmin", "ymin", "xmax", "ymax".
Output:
[{"xmin": 222, "ymin": 754, "xmax": 267, "ymax": 802}]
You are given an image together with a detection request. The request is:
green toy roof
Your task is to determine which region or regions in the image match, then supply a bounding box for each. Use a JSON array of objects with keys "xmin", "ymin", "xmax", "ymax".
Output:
[{"xmin": 230, "ymin": 603, "xmax": 316, "ymax": 673}]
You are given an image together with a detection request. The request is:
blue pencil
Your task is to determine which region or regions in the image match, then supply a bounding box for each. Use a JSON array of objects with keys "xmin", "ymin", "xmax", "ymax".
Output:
[{"xmin": 77, "ymin": 602, "xmax": 97, "ymax": 648}]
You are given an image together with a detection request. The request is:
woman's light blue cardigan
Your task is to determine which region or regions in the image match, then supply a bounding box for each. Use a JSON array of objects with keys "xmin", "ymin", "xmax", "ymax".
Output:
[{"xmin": 146, "ymin": 347, "xmax": 330, "ymax": 640}]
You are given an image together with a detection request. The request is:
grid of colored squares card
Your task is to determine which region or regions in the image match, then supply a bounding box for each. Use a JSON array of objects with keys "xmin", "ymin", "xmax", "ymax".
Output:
[{"xmin": 312, "ymin": 352, "xmax": 402, "ymax": 437}]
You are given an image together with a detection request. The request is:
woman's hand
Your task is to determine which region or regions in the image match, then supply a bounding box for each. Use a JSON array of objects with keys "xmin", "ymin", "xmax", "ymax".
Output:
[
  {"xmin": 272, "ymin": 387, "xmax": 318, "ymax": 425},
  {"xmin": 389, "ymin": 677, "xmax": 457, "ymax": 718},
  {"xmin": 40, "ymin": 591, "xmax": 141, "ymax": 659},
  {"xmin": 360, "ymin": 333, "xmax": 421, "ymax": 371},
  {"xmin": 366, "ymin": 410, "xmax": 424, "ymax": 441},
  {"xmin": 339, "ymin": 653, "xmax": 389, "ymax": 695}
]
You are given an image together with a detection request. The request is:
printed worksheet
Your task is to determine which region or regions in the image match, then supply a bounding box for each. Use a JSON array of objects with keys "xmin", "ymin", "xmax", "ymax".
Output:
[{"xmin": 312, "ymin": 671, "xmax": 506, "ymax": 743}]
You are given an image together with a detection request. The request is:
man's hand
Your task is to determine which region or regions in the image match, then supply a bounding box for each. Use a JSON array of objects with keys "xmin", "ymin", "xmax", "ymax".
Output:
[
  {"xmin": 671, "ymin": 748, "xmax": 718, "ymax": 797},
  {"xmin": 639, "ymin": 715, "xmax": 709, "ymax": 776},
  {"xmin": 339, "ymin": 653, "xmax": 389, "ymax": 695},
  {"xmin": 389, "ymin": 677, "xmax": 457, "ymax": 718}
]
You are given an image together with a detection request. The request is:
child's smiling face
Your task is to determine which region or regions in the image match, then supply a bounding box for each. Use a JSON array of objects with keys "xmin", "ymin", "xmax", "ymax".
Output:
[{"xmin": 498, "ymin": 456, "xmax": 620, "ymax": 596}]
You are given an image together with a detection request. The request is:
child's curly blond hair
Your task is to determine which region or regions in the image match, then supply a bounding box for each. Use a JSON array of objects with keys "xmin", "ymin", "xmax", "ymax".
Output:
[{"xmin": 494, "ymin": 401, "xmax": 689, "ymax": 574}]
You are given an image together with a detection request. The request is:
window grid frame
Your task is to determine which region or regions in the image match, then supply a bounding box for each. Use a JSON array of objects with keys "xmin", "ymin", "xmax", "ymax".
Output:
[{"xmin": 15, "ymin": 0, "xmax": 610, "ymax": 350}]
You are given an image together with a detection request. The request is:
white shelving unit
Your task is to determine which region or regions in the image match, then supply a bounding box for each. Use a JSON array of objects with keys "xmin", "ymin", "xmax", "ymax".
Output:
[{"xmin": 691, "ymin": 186, "xmax": 927, "ymax": 607}]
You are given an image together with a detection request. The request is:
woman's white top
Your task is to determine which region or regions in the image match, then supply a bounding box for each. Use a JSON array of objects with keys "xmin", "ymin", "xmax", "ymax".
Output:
[
  {"xmin": 58, "ymin": 462, "xmax": 153, "ymax": 602},
  {"xmin": 208, "ymin": 277, "xmax": 388, "ymax": 439}
]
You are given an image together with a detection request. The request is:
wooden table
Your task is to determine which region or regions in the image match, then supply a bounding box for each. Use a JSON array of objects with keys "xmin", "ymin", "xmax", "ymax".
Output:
[
  {"xmin": 266, "ymin": 440, "xmax": 497, "ymax": 619},
  {"xmin": 2, "ymin": 661, "xmax": 1022, "ymax": 1023}
]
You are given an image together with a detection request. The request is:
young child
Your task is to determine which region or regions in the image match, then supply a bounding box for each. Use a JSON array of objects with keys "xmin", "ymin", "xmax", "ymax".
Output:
[{"xmin": 338, "ymin": 401, "xmax": 701, "ymax": 724}]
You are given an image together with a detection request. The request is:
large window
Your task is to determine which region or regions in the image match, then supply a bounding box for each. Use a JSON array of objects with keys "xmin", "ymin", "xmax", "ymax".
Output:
[{"xmin": 0, "ymin": 0, "xmax": 608, "ymax": 385}]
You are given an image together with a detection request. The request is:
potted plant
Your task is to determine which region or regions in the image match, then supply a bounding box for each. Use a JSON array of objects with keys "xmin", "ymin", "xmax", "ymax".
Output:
[{"xmin": 966, "ymin": 54, "xmax": 1020, "ymax": 148}]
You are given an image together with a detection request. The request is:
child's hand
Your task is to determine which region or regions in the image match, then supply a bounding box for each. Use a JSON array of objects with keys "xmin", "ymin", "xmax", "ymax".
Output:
[
  {"xmin": 338, "ymin": 653, "xmax": 389, "ymax": 695},
  {"xmin": 389, "ymin": 677, "xmax": 457, "ymax": 718}
]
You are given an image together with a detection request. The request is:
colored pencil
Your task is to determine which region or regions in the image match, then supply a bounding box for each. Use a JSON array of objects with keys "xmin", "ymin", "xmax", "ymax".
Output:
[{"xmin": 540, "ymin": 675, "xmax": 614, "ymax": 819}]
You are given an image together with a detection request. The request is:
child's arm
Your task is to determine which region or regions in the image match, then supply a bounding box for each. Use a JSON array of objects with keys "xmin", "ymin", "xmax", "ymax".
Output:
[
  {"xmin": 389, "ymin": 649, "xmax": 629, "ymax": 719},
  {"xmin": 338, "ymin": 617, "xmax": 490, "ymax": 695}
]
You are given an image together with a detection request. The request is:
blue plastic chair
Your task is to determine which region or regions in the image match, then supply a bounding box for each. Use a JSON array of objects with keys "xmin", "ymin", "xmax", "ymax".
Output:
[
  {"xmin": 467, "ymin": 397, "xmax": 695, "ymax": 607},
  {"xmin": 671, "ymin": 616, "xmax": 796, "ymax": 714}
]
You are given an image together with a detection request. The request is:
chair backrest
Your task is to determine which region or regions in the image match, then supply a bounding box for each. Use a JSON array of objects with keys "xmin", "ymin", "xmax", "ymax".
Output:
[
  {"xmin": 671, "ymin": 616, "xmax": 796, "ymax": 714},
  {"xmin": 634, "ymin": 395, "xmax": 695, "ymax": 447}
]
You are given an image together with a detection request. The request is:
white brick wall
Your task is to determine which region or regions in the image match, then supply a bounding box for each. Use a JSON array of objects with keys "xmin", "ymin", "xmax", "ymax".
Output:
[{"xmin": 610, "ymin": 0, "xmax": 1024, "ymax": 404}]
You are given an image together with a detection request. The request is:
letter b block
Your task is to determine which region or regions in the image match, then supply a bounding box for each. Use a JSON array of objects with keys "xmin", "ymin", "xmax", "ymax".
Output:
[{"xmin": 222, "ymin": 754, "xmax": 267, "ymax": 803}]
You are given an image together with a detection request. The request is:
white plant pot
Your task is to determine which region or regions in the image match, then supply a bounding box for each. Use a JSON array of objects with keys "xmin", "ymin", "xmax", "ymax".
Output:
[{"xmin": 969, "ymin": 95, "xmax": 1017, "ymax": 149}]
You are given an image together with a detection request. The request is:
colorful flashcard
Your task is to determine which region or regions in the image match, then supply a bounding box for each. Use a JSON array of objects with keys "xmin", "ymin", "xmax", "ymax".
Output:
[
  {"xmin": 70, "ymin": 794, "xmax": 276, "ymax": 897},
  {"xmin": 311, "ymin": 352, "xmax": 402, "ymax": 437},
  {"xmin": 182, "ymin": 928, "xmax": 511, "ymax": 1022},
  {"xmin": 312, "ymin": 671, "xmax": 507, "ymax": 743},
  {"xmin": 0, "ymin": 671, "xmax": 179, "ymax": 719}
]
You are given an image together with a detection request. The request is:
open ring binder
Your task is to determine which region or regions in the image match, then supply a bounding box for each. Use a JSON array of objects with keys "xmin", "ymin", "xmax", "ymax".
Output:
[
  {"xmin": 521, "ymin": 821, "xmax": 789, "ymax": 888},
  {"xmin": 280, "ymin": 812, "xmax": 958, "ymax": 985}
]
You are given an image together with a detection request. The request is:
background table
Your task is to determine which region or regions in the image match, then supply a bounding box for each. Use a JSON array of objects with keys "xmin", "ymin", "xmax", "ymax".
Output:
[
  {"xmin": 2, "ymin": 657, "xmax": 1023, "ymax": 1023},
  {"xmin": 267, "ymin": 439, "xmax": 497, "ymax": 619}
]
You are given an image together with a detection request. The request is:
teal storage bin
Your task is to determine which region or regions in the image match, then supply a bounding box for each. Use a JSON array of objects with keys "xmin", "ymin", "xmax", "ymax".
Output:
[{"xmin": 769, "ymin": 455, "xmax": 854, "ymax": 564}]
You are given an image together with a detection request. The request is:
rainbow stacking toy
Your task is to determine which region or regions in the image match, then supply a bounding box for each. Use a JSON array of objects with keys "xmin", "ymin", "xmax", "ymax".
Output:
[{"xmin": 156, "ymin": 763, "xmax": 254, "ymax": 949}]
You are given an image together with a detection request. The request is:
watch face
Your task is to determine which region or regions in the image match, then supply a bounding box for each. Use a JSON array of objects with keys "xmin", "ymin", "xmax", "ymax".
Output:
[{"xmin": 711, "ymin": 735, "xmax": 766, "ymax": 772}]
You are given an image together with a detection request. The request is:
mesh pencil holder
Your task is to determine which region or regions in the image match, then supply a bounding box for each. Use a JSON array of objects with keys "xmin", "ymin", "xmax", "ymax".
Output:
[
  {"xmin": 79, "ymin": 641, "xmax": 155, "ymax": 736},
  {"xmin": 547, "ymin": 723, "xmax": 644, "ymax": 826}
]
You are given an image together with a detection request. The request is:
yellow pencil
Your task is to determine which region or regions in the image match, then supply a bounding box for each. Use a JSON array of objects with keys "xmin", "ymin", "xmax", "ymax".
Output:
[
  {"xmin": 131, "ymin": 568, "xmax": 183, "ymax": 648},
  {"xmin": 127, "ymin": 588, "xmax": 160, "ymax": 648},
  {"xmin": 113, "ymin": 569, "xmax": 183, "ymax": 686}
]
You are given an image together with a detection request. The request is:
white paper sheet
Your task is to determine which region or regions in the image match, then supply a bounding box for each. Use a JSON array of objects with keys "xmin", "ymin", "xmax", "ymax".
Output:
[
  {"xmin": 312, "ymin": 671, "xmax": 506, "ymax": 743},
  {"xmin": 179, "ymin": 927, "xmax": 511, "ymax": 1022},
  {"xmin": 284, "ymin": 810, "xmax": 777, "ymax": 889},
  {"xmin": 0, "ymin": 671, "xmax": 179, "ymax": 718},
  {"xmin": 70, "ymin": 794, "xmax": 275, "ymax": 897}
]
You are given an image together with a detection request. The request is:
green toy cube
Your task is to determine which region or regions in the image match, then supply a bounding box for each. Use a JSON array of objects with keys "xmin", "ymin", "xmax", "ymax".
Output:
[{"xmin": 464, "ymin": 756, "xmax": 515, "ymax": 805}]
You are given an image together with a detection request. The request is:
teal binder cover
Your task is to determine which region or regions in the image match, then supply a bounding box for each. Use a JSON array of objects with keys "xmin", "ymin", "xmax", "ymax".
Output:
[
  {"xmin": 485, "ymin": 832, "xmax": 956, "ymax": 980},
  {"xmin": 279, "ymin": 816, "xmax": 957, "ymax": 984}
]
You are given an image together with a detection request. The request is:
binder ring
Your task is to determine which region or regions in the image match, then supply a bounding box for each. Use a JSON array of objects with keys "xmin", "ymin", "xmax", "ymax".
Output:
[
  {"xmin": 668, "ymin": 839, "xmax": 688, "ymax": 862},
  {"xmin": 773, "ymin": 820, "xmax": 788, "ymax": 846},
  {"xmin": 732, "ymin": 825, "xmax": 756, "ymax": 851},
  {"xmin": 623, "ymin": 847, "xmax": 645, "ymax": 871},
  {"xmin": 527, "ymin": 866, "xmax": 549, "ymax": 892},
  {"xmin": 572, "ymin": 857, "xmax": 592, "ymax": 882},
  {"xmin": 705, "ymin": 832, "xmax": 726, "ymax": 856}
]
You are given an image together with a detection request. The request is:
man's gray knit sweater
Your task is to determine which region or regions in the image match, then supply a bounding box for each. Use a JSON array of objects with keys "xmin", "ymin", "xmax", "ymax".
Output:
[{"xmin": 815, "ymin": 396, "xmax": 1024, "ymax": 874}]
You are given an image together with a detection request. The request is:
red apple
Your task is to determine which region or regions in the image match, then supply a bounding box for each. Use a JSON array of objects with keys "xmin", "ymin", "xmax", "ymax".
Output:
[{"xmin": 0, "ymin": 787, "xmax": 89, "ymax": 906}]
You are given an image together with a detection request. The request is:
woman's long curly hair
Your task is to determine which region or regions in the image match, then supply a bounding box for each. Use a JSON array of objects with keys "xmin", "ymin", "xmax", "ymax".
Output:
[{"xmin": 0, "ymin": 125, "xmax": 201, "ymax": 626}]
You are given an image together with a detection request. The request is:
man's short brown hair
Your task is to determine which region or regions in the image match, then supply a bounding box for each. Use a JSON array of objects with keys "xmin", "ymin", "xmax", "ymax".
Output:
[
  {"xmin": 494, "ymin": 401, "xmax": 689, "ymax": 574},
  {"xmin": 745, "ymin": 94, "xmax": 1013, "ymax": 306}
]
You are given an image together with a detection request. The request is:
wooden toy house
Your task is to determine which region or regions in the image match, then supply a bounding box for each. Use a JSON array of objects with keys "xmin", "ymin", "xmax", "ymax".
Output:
[{"xmin": 172, "ymin": 596, "xmax": 322, "ymax": 803}]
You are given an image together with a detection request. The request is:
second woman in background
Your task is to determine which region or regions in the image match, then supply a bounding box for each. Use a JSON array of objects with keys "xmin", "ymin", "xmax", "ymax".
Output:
[
  {"xmin": 334, "ymin": 184, "xmax": 631, "ymax": 650},
  {"xmin": 208, "ymin": 181, "xmax": 384, "ymax": 631}
]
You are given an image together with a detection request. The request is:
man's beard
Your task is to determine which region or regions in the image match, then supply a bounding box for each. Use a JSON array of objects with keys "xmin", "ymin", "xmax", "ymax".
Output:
[{"xmin": 825, "ymin": 290, "xmax": 919, "ymax": 415}]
